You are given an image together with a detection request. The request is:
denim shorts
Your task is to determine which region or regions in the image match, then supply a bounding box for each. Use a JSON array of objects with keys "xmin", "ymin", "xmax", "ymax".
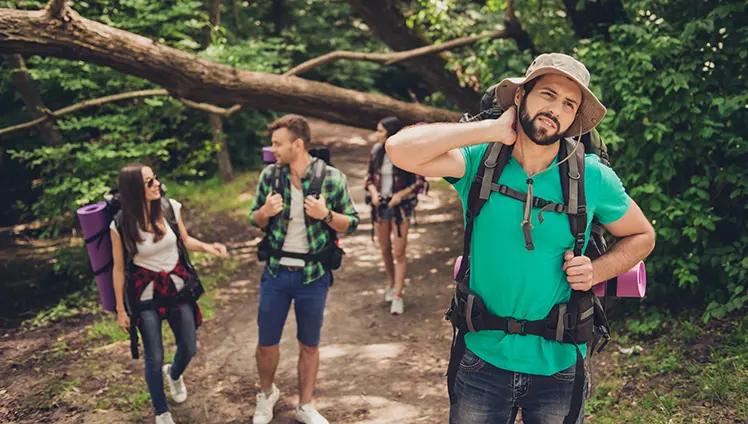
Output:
[{"xmin": 257, "ymin": 266, "xmax": 330, "ymax": 347}]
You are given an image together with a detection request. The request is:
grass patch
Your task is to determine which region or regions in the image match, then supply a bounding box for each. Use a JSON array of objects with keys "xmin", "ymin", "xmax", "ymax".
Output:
[
  {"xmin": 588, "ymin": 313, "xmax": 748, "ymax": 423},
  {"xmin": 88, "ymin": 317, "xmax": 130, "ymax": 345},
  {"xmin": 22, "ymin": 376, "xmax": 82, "ymax": 411},
  {"xmin": 192, "ymin": 252, "xmax": 241, "ymax": 320},
  {"xmin": 167, "ymin": 172, "xmax": 259, "ymax": 219}
]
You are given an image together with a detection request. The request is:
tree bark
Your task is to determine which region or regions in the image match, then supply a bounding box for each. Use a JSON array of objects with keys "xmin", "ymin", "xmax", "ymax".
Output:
[
  {"xmin": 205, "ymin": 0, "xmax": 233, "ymax": 181},
  {"xmin": 347, "ymin": 0, "xmax": 480, "ymax": 113},
  {"xmin": 2, "ymin": 54, "xmax": 62, "ymax": 145},
  {"xmin": 0, "ymin": 7, "xmax": 459, "ymax": 128},
  {"xmin": 270, "ymin": 0, "xmax": 288, "ymax": 36},
  {"xmin": 209, "ymin": 113, "xmax": 233, "ymax": 181}
]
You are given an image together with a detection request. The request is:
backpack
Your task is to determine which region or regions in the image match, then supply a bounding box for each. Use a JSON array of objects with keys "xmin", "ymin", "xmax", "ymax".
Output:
[
  {"xmin": 105, "ymin": 187, "xmax": 205, "ymax": 359},
  {"xmin": 256, "ymin": 151, "xmax": 345, "ymax": 278},
  {"xmin": 445, "ymin": 85, "xmax": 612, "ymax": 424}
]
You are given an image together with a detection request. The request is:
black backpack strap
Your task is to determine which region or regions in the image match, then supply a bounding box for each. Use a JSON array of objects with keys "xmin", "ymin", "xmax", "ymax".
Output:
[
  {"xmin": 455, "ymin": 143, "xmax": 512, "ymax": 283},
  {"xmin": 558, "ymin": 139, "xmax": 589, "ymax": 424},
  {"xmin": 308, "ymin": 158, "xmax": 327, "ymax": 198},
  {"xmin": 271, "ymin": 164, "xmax": 283, "ymax": 195},
  {"xmin": 560, "ymin": 138, "xmax": 587, "ymax": 256}
]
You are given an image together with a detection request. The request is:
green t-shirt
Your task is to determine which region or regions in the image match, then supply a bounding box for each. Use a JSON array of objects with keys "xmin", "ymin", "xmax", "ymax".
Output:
[{"xmin": 446, "ymin": 143, "xmax": 631, "ymax": 376}]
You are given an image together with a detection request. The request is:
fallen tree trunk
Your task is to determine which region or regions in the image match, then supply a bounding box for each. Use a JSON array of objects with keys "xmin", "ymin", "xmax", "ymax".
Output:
[{"xmin": 0, "ymin": 7, "xmax": 460, "ymax": 128}]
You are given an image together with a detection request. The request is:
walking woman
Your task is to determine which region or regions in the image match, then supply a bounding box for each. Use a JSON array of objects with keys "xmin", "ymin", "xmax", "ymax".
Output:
[
  {"xmin": 365, "ymin": 117, "xmax": 425, "ymax": 315},
  {"xmin": 110, "ymin": 164, "xmax": 228, "ymax": 424}
]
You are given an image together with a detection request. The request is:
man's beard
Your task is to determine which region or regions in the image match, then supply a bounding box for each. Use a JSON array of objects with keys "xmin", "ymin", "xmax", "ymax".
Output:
[{"xmin": 519, "ymin": 97, "xmax": 563, "ymax": 146}]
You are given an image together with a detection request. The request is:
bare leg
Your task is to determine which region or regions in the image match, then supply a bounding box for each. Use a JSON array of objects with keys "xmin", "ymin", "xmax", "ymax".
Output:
[
  {"xmin": 392, "ymin": 219, "xmax": 410, "ymax": 298},
  {"xmin": 256, "ymin": 344, "xmax": 280, "ymax": 393},
  {"xmin": 375, "ymin": 220, "xmax": 395, "ymax": 287},
  {"xmin": 298, "ymin": 342, "xmax": 320, "ymax": 404}
]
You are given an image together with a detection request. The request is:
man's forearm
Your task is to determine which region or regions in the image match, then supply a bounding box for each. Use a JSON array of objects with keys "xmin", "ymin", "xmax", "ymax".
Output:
[
  {"xmin": 326, "ymin": 211, "xmax": 350, "ymax": 233},
  {"xmin": 591, "ymin": 232, "xmax": 655, "ymax": 284},
  {"xmin": 252, "ymin": 209, "xmax": 270, "ymax": 229},
  {"xmin": 386, "ymin": 120, "xmax": 503, "ymax": 168}
]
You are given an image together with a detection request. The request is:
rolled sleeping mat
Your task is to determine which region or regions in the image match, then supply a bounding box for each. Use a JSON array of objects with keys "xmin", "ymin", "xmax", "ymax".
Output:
[
  {"xmin": 453, "ymin": 255, "xmax": 463, "ymax": 283},
  {"xmin": 593, "ymin": 260, "xmax": 646, "ymax": 298},
  {"xmin": 77, "ymin": 202, "xmax": 116, "ymax": 312},
  {"xmin": 263, "ymin": 147, "xmax": 276, "ymax": 168}
]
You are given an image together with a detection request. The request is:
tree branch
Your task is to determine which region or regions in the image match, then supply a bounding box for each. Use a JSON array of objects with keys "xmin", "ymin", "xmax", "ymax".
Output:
[
  {"xmin": 0, "ymin": 89, "xmax": 168, "ymax": 137},
  {"xmin": 0, "ymin": 6, "xmax": 460, "ymax": 134},
  {"xmin": 284, "ymin": 29, "xmax": 509, "ymax": 77},
  {"xmin": 0, "ymin": 88, "xmax": 259, "ymax": 137},
  {"xmin": 3, "ymin": 53, "xmax": 63, "ymax": 144},
  {"xmin": 231, "ymin": 0, "xmax": 241, "ymax": 30}
]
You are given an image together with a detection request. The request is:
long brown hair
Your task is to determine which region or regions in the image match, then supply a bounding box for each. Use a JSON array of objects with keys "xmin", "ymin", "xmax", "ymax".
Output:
[
  {"xmin": 118, "ymin": 163, "xmax": 164, "ymax": 256},
  {"xmin": 372, "ymin": 117, "xmax": 415, "ymax": 185}
]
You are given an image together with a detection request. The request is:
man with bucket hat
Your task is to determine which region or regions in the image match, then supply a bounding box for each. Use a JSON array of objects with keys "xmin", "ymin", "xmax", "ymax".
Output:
[{"xmin": 386, "ymin": 54, "xmax": 655, "ymax": 423}]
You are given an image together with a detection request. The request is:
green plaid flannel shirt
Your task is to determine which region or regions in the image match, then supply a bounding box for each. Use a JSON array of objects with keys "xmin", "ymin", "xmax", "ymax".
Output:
[{"xmin": 250, "ymin": 157, "xmax": 360, "ymax": 284}]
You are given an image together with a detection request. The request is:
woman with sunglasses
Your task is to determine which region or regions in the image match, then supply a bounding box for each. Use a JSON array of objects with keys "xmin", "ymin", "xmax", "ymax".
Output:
[{"xmin": 110, "ymin": 164, "xmax": 228, "ymax": 424}]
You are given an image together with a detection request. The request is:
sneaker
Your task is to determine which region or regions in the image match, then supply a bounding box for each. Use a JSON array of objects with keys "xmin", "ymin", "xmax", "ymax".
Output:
[
  {"xmin": 155, "ymin": 412, "xmax": 176, "ymax": 424},
  {"xmin": 384, "ymin": 287, "xmax": 395, "ymax": 303},
  {"xmin": 253, "ymin": 384, "xmax": 280, "ymax": 424},
  {"xmin": 295, "ymin": 404, "xmax": 329, "ymax": 424},
  {"xmin": 162, "ymin": 364, "xmax": 187, "ymax": 403},
  {"xmin": 390, "ymin": 297, "xmax": 404, "ymax": 315}
]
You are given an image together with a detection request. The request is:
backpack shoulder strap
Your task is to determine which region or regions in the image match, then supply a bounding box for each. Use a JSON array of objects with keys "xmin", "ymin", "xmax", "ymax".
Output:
[
  {"xmin": 308, "ymin": 158, "xmax": 327, "ymax": 197},
  {"xmin": 559, "ymin": 138, "xmax": 588, "ymax": 256},
  {"xmin": 270, "ymin": 164, "xmax": 284, "ymax": 194},
  {"xmin": 456, "ymin": 142, "xmax": 512, "ymax": 283}
]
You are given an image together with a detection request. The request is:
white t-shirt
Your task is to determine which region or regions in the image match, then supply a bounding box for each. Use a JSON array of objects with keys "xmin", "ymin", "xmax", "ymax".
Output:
[
  {"xmin": 279, "ymin": 183, "xmax": 310, "ymax": 267},
  {"xmin": 111, "ymin": 198, "xmax": 184, "ymax": 300},
  {"xmin": 380, "ymin": 154, "xmax": 395, "ymax": 197}
]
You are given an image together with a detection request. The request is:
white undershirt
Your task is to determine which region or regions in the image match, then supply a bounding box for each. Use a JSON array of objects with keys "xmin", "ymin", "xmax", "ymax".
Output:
[
  {"xmin": 380, "ymin": 154, "xmax": 395, "ymax": 197},
  {"xmin": 279, "ymin": 184, "xmax": 310, "ymax": 267},
  {"xmin": 111, "ymin": 198, "xmax": 184, "ymax": 300}
]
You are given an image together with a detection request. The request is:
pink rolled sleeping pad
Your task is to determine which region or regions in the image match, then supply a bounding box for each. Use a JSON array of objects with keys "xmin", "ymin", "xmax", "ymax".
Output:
[
  {"xmin": 453, "ymin": 256, "xmax": 463, "ymax": 283},
  {"xmin": 453, "ymin": 255, "xmax": 646, "ymax": 298},
  {"xmin": 263, "ymin": 147, "xmax": 276, "ymax": 168},
  {"xmin": 77, "ymin": 202, "xmax": 116, "ymax": 312},
  {"xmin": 593, "ymin": 261, "xmax": 646, "ymax": 298}
]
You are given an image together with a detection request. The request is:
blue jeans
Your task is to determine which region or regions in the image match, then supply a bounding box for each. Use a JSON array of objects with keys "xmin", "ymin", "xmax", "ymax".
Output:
[
  {"xmin": 450, "ymin": 349, "xmax": 588, "ymax": 424},
  {"xmin": 258, "ymin": 267, "xmax": 330, "ymax": 347},
  {"xmin": 138, "ymin": 302, "xmax": 198, "ymax": 415}
]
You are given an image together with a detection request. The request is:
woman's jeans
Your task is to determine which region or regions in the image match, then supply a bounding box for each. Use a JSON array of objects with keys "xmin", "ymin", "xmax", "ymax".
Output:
[{"xmin": 138, "ymin": 302, "xmax": 197, "ymax": 415}]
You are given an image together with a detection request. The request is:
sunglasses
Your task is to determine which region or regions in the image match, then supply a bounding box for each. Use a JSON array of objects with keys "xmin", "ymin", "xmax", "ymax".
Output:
[{"xmin": 144, "ymin": 174, "xmax": 159, "ymax": 189}]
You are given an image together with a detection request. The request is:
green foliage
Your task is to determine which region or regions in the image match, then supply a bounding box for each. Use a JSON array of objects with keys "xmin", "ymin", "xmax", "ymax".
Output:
[
  {"xmin": 576, "ymin": 2, "xmax": 748, "ymax": 316},
  {"xmin": 626, "ymin": 310, "xmax": 663, "ymax": 338},
  {"xmin": 9, "ymin": 139, "xmax": 175, "ymax": 235}
]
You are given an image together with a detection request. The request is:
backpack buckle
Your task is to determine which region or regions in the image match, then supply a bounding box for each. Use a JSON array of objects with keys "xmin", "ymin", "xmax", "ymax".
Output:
[{"xmin": 508, "ymin": 318, "xmax": 526, "ymax": 335}]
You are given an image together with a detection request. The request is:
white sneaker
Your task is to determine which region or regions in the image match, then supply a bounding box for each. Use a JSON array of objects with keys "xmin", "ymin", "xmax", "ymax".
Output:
[
  {"xmin": 390, "ymin": 297, "xmax": 404, "ymax": 315},
  {"xmin": 253, "ymin": 384, "xmax": 280, "ymax": 424},
  {"xmin": 162, "ymin": 364, "xmax": 187, "ymax": 403},
  {"xmin": 384, "ymin": 287, "xmax": 395, "ymax": 302},
  {"xmin": 295, "ymin": 404, "xmax": 329, "ymax": 424},
  {"xmin": 155, "ymin": 412, "xmax": 176, "ymax": 424}
]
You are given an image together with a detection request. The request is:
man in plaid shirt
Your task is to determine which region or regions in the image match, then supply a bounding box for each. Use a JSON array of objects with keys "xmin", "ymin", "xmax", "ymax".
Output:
[{"xmin": 249, "ymin": 114, "xmax": 359, "ymax": 424}]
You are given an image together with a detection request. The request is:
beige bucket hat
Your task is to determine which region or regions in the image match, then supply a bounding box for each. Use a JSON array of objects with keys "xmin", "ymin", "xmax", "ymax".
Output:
[{"xmin": 494, "ymin": 53, "xmax": 607, "ymax": 136}]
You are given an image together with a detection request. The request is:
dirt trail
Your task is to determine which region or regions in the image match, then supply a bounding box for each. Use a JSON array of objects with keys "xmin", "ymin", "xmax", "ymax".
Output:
[
  {"xmin": 1, "ymin": 120, "xmax": 465, "ymax": 424},
  {"xmin": 171, "ymin": 120, "xmax": 463, "ymax": 424}
]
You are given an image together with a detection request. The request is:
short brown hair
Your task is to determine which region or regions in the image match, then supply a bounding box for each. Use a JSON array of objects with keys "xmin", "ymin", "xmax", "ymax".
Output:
[{"xmin": 267, "ymin": 114, "xmax": 311, "ymax": 146}]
